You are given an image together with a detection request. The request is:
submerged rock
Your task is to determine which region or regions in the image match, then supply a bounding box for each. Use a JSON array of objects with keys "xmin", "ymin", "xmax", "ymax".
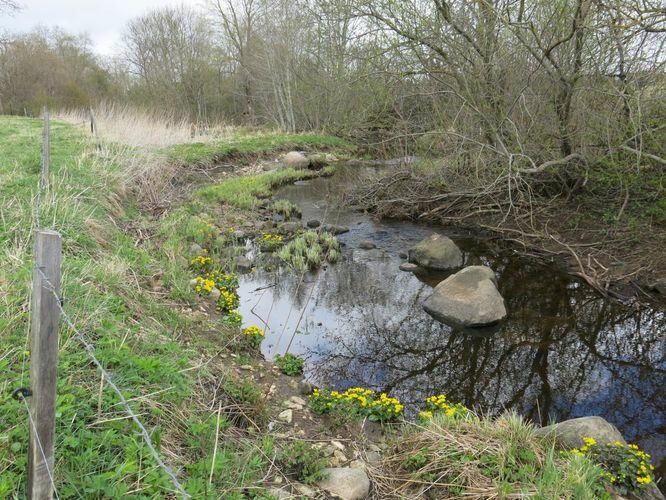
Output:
[
  {"xmin": 278, "ymin": 221, "xmax": 302, "ymax": 234},
  {"xmin": 408, "ymin": 234, "xmax": 462, "ymax": 270},
  {"xmin": 359, "ymin": 240, "xmax": 376, "ymax": 250},
  {"xmin": 306, "ymin": 219, "xmax": 321, "ymax": 228},
  {"xmin": 399, "ymin": 262, "xmax": 420, "ymax": 272},
  {"xmin": 317, "ymin": 467, "xmax": 370, "ymax": 500},
  {"xmin": 423, "ymin": 266, "xmax": 506, "ymax": 327},
  {"xmin": 323, "ymin": 224, "xmax": 350, "ymax": 235},
  {"xmin": 233, "ymin": 255, "xmax": 253, "ymax": 273},
  {"xmin": 283, "ymin": 151, "xmax": 310, "ymax": 169}
]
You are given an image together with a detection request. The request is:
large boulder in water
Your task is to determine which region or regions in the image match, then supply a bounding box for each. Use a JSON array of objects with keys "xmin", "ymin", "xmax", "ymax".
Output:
[
  {"xmin": 408, "ymin": 234, "xmax": 462, "ymax": 271},
  {"xmin": 423, "ymin": 266, "xmax": 506, "ymax": 327},
  {"xmin": 283, "ymin": 151, "xmax": 310, "ymax": 169}
]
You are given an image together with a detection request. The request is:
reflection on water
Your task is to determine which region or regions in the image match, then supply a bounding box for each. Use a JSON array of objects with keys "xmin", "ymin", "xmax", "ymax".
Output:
[{"xmin": 236, "ymin": 165, "xmax": 666, "ymax": 483}]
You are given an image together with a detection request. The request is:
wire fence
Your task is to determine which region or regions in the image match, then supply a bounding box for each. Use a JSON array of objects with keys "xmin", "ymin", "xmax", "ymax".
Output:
[{"xmin": 18, "ymin": 111, "xmax": 190, "ymax": 499}]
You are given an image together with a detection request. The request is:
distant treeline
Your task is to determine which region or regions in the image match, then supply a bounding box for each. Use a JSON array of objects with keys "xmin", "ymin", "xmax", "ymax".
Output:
[{"xmin": 1, "ymin": 1, "xmax": 664, "ymax": 164}]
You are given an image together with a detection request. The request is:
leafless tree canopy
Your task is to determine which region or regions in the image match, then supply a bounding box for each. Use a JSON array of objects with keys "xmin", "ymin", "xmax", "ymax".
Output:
[{"xmin": 0, "ymin": 0, "xmax": 664, "ymax": 172}]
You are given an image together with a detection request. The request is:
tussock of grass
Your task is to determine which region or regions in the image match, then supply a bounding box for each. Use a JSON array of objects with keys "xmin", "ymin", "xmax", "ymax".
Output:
[
  {"xmin": 372, "ymin": 412, "xmax": 609, "ymax": 499},
  {"xmin": 270, "ymin": 198, "xmax": 301, "ymax": 219}
]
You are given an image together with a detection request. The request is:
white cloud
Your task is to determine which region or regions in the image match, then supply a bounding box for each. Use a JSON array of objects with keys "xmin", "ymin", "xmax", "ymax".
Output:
[{"xmin": 0, "ymin": 0, "xmax": 205, "ymax": 56}]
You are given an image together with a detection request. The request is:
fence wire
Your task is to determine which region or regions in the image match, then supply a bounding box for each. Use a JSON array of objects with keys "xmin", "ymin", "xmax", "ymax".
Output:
[
  {"xmin": 18, "ymin": 395, "xmax": 61, "ymax": 500},
  {"xmin": 35, "ymin": 267, "xmax": 190, "ymax": 499}
]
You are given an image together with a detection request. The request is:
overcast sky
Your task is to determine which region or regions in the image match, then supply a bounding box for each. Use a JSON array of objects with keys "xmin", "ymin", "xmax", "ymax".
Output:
[{"xmin": 0, "ymin": 0, "xmax": 204, "ymax": 56}]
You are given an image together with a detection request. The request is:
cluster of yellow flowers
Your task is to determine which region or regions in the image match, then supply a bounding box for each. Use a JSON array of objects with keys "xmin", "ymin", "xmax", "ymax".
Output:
[
  {"xmin": 243, "ymin": 325, "xmax": 265, "ymax": 337},
  {"xmin": 260, "ymin": 232, "xmax": 284, "ymax": 250},
  {"xmin": 243, "ymin": 325, "xmax": 264, "ymax": 347},
  {"xmin": 567, "ymin": 438, "xmax": 655, "ymax": 489},
  {"xmin": 191, "ymin": 255, "xmax": 212, "ymax": 267},
  {"xmin": 419, "ymin": 394, "xmax": 467, "ymax": 420},
  {"xmin": 310, "ymin": 387, "xmax": 404, "ymax": 422},
  {"xmin": 219, "ymin": 289, "xmax": 239, "ymax": 312},
  {"xmin": 193, "ymin": 276, "xmax": 215, "ymax": 295}
]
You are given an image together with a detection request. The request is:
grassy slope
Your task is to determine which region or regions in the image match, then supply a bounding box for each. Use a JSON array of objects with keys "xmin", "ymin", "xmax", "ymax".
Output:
[
  {"xmin": 0, "ymin": 116, "xmax": 618, "ymax": 499},
  {"xmin": 0, "ymin": 116, "xmax": 288, "ymax": 498}
]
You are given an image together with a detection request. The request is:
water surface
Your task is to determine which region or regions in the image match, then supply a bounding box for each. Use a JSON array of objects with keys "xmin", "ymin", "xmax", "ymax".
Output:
[{"xmin": 236, "ymin": 165, "xmax": 666, "ymax": 482}]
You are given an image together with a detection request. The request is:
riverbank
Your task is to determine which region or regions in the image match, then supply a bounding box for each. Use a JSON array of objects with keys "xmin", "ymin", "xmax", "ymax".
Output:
[{"xmin": 0, "ymin": 115, "xmax": 662, "ymax": 498}]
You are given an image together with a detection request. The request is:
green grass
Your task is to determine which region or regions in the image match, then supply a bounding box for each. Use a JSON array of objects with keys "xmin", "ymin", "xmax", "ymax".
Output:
[
  {"xmin": 167, "ymin": 132, "xmax": 354, "ymax": 164},
  {"xmin": 196, "ymin": 167, "xmax": 322, "ymax": 209},
  {"xmin": 0, "ymin": 116, "xmax": 278, "ymax": 498}
]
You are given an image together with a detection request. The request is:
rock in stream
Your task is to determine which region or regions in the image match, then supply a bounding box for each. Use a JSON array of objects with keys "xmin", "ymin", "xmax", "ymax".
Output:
[{"xmin": 423, "ymin": 265, "xmax": 506, "ymax": 327}]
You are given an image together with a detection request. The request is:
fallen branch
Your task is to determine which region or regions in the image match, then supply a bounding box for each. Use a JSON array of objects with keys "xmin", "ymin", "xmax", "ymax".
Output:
[{"xmin": 518, "ymin": 153, "xmax": 584, "ymax": 174}]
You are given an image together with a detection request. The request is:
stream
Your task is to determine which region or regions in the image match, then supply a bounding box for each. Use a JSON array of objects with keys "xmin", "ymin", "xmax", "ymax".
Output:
[{"xmin": 235, "ymin": 164, "xmax": 666, "ymax": 482}]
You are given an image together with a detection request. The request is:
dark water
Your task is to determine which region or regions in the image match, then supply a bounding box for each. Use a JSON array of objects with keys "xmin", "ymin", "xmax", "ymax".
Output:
[{"xmin": 236, "ymin": 165, "xmax": 666, "ymax": 483}]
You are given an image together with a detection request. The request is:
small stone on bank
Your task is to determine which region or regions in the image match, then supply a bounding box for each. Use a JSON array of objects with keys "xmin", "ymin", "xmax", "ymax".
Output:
[{"xmin": 317, "ymin": 467, "xmax": 370, "ymax": 500}]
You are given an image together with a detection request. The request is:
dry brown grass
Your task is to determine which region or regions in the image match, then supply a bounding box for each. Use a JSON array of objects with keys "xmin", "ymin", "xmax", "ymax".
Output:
[
  {"xmin": 369, "ymin": 413, "xmax": 546, "ymax": 499},
  {"xmin": 57, "ymin": 103, "xmax": 241, "ymax": 149}
]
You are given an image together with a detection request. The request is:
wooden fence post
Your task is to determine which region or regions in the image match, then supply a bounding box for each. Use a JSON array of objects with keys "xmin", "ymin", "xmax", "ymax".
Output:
[
  {"xmin": 28, "ymin": 230, "xmax": 62, "ymax": 500},
  {"xmin": 41, "ymin": 109, "xmax": 49, "ymax": 190},
  {"xmin": 89, "ymin": 107, "xmax": 97, "ymax": 137}
]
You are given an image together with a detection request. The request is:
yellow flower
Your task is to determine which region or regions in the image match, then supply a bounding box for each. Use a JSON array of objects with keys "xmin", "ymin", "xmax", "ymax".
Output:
[
  {"xmin": 419, "ymin": 411, "xmax": 433, "ymax": 419},
  {"xmin": 582, "ymin": 437, "xmax": 597, "ymax": 447},
  {"xmin": 243, "ymin": 325, "xmax": 264, "ymax": 337}
]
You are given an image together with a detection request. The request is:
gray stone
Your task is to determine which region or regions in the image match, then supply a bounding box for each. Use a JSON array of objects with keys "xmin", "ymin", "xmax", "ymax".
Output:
[
  {"xmin": 267, "ymin": 487, "xmax": 290, "ymax": 500},
  {"xmin": 323, "ymin": 224, "xmax": 350, "ymax": 235},
  {"xmin": 294, "ymin": 483, "xmax": 317, "ymax": 497},
  {"xmin": 359, "ymin": 240, "xmax": 376, "ymax": 250},
  {"xmin": 306, "ymin": 219, "xmax": 321, "ymax": 228},
  {"xmin": 234, "ymin": 255, "xmax": 253, "ymax": 273},
  {"xmin": 282, "ymin": 400, "xmax": 303, "ymax": 410},
  {"xmin": 423, "ymin": 266, "xmax": 506, "ymax": 327},
  {"xmin": 299, "ymin": 381, "xmax": 315, "ymax": 395},
  {"xmin": 534, "ymin": 416, "xmax": 626, "ymax": 449},
  {"xmin": 408, "ymin": 233, "xmax": 462, "ymax": 270},
  {"xmin": 278, "ymin": 409, "xmax": 293, "ymax": 424},
  {"xmin": 399, "ymin": 250, "xmax": 408, "ymax": 259},
  {"xmin": 399, "ymin": 262, "xmax": 420, "ymax": 273},
  {"xmin": 278, "ymin": 222, "xmax": 302, "ymax": 234},
  {"xmin": 232, "ymin": 230, "xmax": 246, "ymax": 240},
  {"xmin": 317, "ymin": 468, "xmax": 370, "ymax": 500},
  {"xmin": 290, "ymin": 396, "xmax": 307, "ymax": 406},
  {"xmin": 366, "ymin": 451, "xmax": 381, "ymax": 465},
  {"xmin": 283, "ymin": 151, "xmax": 310, "ymax": 169}
]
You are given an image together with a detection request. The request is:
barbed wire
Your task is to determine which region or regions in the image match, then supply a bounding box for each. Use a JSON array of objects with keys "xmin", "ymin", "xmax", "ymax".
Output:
[
  {"xmin": 18, "ymin": 394, "xmax": 61, "ymax": 500},
  {"xmin": 35, "ymin": 267, "xmax": 190, "ymax": 499}
]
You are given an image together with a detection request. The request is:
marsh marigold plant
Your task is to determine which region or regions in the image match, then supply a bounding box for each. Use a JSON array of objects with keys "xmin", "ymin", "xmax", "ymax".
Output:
[
  {"xmin": 309, "ymin": 387, "xmax": 404, "ymax": 423},
  {"xmin": 563, "ymin": 438, "xmax": 655, "ymax": 495}
]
